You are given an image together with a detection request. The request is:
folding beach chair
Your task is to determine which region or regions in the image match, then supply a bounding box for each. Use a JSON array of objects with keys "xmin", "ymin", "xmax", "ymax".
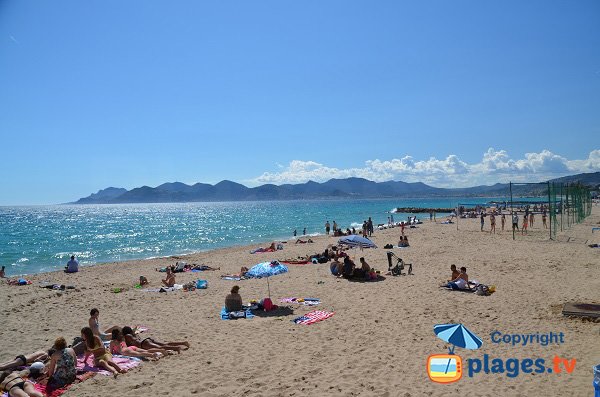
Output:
[{"xmin": 386, "ymin": 251, "xmax": 412, "ymax": 275}]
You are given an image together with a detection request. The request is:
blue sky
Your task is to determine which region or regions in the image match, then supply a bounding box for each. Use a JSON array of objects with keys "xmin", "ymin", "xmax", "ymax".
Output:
[{"xmin": 1, "ymin": 1, "xmax": 599, "ymax": 204}]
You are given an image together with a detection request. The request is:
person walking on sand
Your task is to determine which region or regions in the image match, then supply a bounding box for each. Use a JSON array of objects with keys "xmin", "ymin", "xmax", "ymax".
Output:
[
  {"xmin": 501, "ymin": 214, "xmax": 506, "ymax": 232},
  {"xmin": 521, "ymin": 214, "xmax": 528, "ymax": 235},
  {"xmin": 490, "ymin": 213, "xmax": 496, "ymax": 234},
  {"xmin": 512, "ymin": 213, "xmax": 519, "ymax": 232},
  {"xmin": 325, "ymin": 221, "xmax": 330, "ymax": 235},
  {"xmin": 480, "ymin": 212, "xmax": 485, "ymax": 232}
]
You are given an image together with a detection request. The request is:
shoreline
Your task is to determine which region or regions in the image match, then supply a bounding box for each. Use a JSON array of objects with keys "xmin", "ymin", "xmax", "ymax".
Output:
[{"xmin": 2, "ymin": 207, "xmax": 599, "ymax": 396}]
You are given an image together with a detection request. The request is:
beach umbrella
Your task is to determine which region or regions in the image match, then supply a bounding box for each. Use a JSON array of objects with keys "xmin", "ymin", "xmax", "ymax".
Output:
[
  {"xmin": 246, "ymin": 261, "xmax": 289, "ymax": 298},
  {"xmin": 434, "ymin": 323, "xmax": 483, "ymax": 353},
  {"xmin": 337, "ymin": 235, "xmax": 377, "ymax": 249}
]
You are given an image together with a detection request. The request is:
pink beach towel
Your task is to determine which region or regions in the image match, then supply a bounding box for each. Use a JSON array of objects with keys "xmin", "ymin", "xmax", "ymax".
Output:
[
  {"xmin": 76, "ymin": 355, "xmax": 141, "ymax": 375},
  {"xmin": 293, "ymin": 310, "xmax": 335, "ymax": 325}
]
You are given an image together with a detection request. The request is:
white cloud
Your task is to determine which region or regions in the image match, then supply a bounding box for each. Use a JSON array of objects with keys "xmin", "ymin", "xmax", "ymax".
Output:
[{"xmin": 248, "ymin": 148, "xmax": 600, "ymax": 188}]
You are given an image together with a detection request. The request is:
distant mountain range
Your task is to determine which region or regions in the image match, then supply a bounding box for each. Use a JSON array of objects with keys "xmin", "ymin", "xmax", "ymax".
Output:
[{"xmin": 72, "ymin": 172, "xmax": 600, "ymax": 204}]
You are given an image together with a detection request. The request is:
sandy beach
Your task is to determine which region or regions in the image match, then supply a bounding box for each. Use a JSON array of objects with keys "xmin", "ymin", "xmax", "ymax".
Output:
[{"xmin": 2, "ymin": 207, "xmax": 599, "ymax": 397}]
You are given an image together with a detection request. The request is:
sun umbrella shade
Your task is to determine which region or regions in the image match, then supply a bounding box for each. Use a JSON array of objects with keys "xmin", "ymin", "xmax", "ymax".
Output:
[
  {"xmin": 246, "ymin": 261, "xmax": 289, "ymax": 278},
  {"xmin": 338, "ymin": 235, "xmax": 377, "ymax": 249},
  {"xmin": 433, "ymin": 323, "xmax": 483, "ymax": 350}
]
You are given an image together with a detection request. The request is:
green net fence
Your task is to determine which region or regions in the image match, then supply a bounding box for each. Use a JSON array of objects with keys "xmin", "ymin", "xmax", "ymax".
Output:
[{"xmin": 511, "ymin": 182, "xmax": 592, "ymax": 240}]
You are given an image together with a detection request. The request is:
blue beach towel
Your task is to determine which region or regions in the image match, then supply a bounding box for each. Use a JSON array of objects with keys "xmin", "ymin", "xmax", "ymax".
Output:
[{"xmin": 220, "ymin": 307, "xmax": 255, "ymax": 320}]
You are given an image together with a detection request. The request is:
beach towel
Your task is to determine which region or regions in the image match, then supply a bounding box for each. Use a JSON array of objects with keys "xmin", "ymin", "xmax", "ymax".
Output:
[
  {"xmin": 142, "ymin": 284, "xmax": 183, "ymax": 292},
  {"xmin": 76, "ymin": 355, "xmax": 141, "ymax": 375},
  {"xmin": 220, "ymin": 307, "xmax": 255, "ymax": 320},
  {"xmin": 250, "ymin": 247, "xmax": 275, "ymax": 254},
  {"xmin": 292, "ymin": 310, "xmax": 334, "ymax": 325},
  {"xmin": 0, "ymin": 372, "xmax": 97, "ymax": 397},
  {"xmin": 221, "ymin": 276, "xmax": 243, "ymax": 281},
  {"xmin": 280, "ymin": 297, "xmax": 321, "ymax": 306},
  {"xmin": 280, "ymin": 260, "xmax": 310, "ymax": 265}
]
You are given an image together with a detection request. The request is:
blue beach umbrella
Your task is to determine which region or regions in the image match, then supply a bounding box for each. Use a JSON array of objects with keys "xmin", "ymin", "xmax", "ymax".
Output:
[
  {"xmin": 338, "ymin": 235, "xmax": 377, "ymax": 249},
  {"xmin": 246, "ymin": 261, "xmax": 289, "ymax": 298},
  {"xmin": 434, "ymin": 323, "xmax": 483, "ymax": 353}
]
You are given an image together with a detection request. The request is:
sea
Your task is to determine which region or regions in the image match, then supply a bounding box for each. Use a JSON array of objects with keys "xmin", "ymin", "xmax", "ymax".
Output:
[{"xmin": 0, "ymin": 197, "xmax": 506, "ymax": 276}]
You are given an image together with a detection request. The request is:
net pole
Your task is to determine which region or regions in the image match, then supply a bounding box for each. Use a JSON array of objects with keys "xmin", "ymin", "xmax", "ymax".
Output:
[
  {"xmin": 510, "ymin": 182, "xmax": 514, "ymax": 241},
  {"xmin": 547, "ymin": 181, "xmax": 552, "ymax": 240},
  {"xmin": 560, "ymin": 183, "xmax": 563, "ymax": 232}
]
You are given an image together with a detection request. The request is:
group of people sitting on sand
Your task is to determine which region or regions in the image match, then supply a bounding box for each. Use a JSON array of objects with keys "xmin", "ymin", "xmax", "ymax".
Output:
[
  {"xmin": 0, "ymin": 308, "xmax": 190, "ymax": 396},
  {"xmin": 330, "ymin": 256, "xmax": 377, "ymax": 280},
  {"xmin": 441, "ymin": 265, "xmax": 471, "ymax": 290}
]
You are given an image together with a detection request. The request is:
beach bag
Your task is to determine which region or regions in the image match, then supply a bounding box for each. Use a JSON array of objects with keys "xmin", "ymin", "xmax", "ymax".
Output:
[
  {"xmin": 262, "ymin": 298, "xmax": 275, "ymax": 311},
  {"xmin": 475, "ymin": 285, "xmax": 489, "ymax": 296},
  {"xmin": 196, "ymin": 279, "xmax": 208, "ymax": 289}
]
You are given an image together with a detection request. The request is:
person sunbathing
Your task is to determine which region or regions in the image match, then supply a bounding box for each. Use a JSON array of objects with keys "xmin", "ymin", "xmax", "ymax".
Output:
[
  {"xmin": 342, "ymin": 257, "xmax": 355, "ymax": 279},
  {"xmin": 222, "ymin": 266, "xmax": 249, "ymax": 278},
  {"xmin": 81, "ymin": 326, "xmax": 125, "ymax": 378},
  {"xmin": 162, "ymin": 267, "xmax": 176, "ymax": 287},
  {"xmin": 109, "ymin": 329, "xmax": 165, "ymax": 360},
  {"xmin": 89, "ymin": 308, "xmax": 120, "ymax": 341},
  {"xmin": 444, "ymin": 267, "xmax": 470, "ymax": 290},
  {"xmin": 191, "ymin": 264, "xmax": 220, "ymax": 271},
  {"xmin": 295, "ymin": 238, "xmax": 314, "ymax": 244},
  {"xmin": 122, "ymin": 326, "xmax": 189, "ymax": 353},
  {"xmin": 354, "ymin": 257, "xmax": 371, "ymax": 279},
  {"xmin": 46, "ymin": 337, "xmax": 76, "ymax": 390},
  {"xmin": 448, "ymin": 265, "xmax": 460, "ymax": 282},
  {"xmin": 225, "ymin": 285, "xmax": 243, "ymax": 312},
  {"xmin": 330, "ymin": 256, "xmax": 343, "ymax": 276},
  {"xmin": 0, "ymin": 351, "xmax": 48, "ymax": 372},
  {"xmin": 1, "ymin": 369, "xmax": 43, "ymax": 397}
]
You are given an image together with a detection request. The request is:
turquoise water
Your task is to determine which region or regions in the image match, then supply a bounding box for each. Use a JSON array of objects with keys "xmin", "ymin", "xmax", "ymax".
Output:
[{"xmin": 0, "ymin": 198, "xmax": 501, "ymax": 275}]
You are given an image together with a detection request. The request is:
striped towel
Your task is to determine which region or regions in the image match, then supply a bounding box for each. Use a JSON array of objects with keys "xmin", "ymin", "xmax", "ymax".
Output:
[{"xmin": 293, "ymin": 310, "xmax": 334, "ymax": 325}]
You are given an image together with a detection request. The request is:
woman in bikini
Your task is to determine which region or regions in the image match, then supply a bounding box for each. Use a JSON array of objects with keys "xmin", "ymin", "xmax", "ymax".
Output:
[
  {"xmin": 109, "ymin": 329, "xmax": 167, "ymax": 360},
  {"xmin": 0, "ymin": 370, "xmax": 43, "ymax": 397},
  {"xmin": 121, "ymin": 326, "xmax": 189, "ymax": 353},
  {"xmin": 0, "ymin": 352, "xmax": 47, "ymax": 372},
  {"xmin": 81, "ymin": 327, "xmax": 125, "ymax": 378}
]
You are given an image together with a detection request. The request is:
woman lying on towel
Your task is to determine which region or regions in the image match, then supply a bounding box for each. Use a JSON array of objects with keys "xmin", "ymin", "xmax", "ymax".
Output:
[
  {"xmin": 221, "ymin": 267, "xmax": 249, "ymax": 279},
  {"xmin": 0, "ymin": 369, "xmax": 43, "ymax": 397},
  {"xmin": 122, "ymin": 326, "xmax": 189, "ymax": 353},
  {"xmin": 443, "ymin": 267, "xmax": 471, "ymax": 290},
  {"xmin": 110, "ymin": 329, "xmax": 167, "ymax": 360}
]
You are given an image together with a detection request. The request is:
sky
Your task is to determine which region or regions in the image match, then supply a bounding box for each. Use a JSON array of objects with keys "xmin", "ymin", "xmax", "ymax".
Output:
[{"xmin": 0, "ymin": 1, "xmax": 599, "ymax": 205}]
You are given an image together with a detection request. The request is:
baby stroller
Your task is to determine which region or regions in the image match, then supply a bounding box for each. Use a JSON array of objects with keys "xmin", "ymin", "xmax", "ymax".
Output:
[{"xmin": 386, "ymin": 251, "xmax": 413, "ymax": 276}]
